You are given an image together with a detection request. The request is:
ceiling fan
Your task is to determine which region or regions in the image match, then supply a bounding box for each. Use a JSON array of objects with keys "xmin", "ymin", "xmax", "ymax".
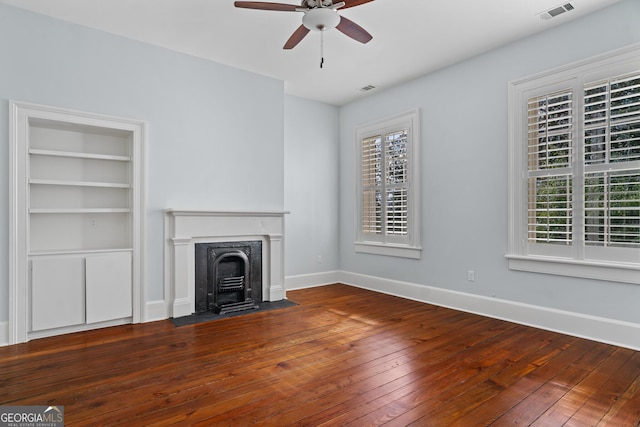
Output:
[{"xmin": 234, "ymin": 0, "xmax": 373, "ymax": 50}]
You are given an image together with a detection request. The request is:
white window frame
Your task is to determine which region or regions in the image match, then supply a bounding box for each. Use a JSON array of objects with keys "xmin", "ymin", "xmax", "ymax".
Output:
[
  {"xmin": 355, "ymin": 108, "xmax": 421, "ymax": 259},
  {"xmin": 507, "ymin": 43, "xmax": 640, "ymax": 284}
]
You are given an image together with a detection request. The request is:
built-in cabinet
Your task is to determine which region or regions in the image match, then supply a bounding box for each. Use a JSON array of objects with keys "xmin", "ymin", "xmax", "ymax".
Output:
[{"xmin": 9, "ymin": 101, "xmax": 145, "ymax": 343}]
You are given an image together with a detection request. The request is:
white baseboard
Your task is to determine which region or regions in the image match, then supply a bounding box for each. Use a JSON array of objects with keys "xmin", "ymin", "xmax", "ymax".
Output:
[
  {"xmin": 338, "ymin": 271, "xmax": 640, "ymax": 351},
  {"xmin": 285, "ymin": 271, "xmax": 341, "ymax": 292},
  {"xmin": 172, "ymin": 298, "xmax": 192, "ymax": 318},
  {"xmin": 0, "ymin": 321, "xmax": 8, "ymax": 346},
  {"xmin": 268, "ymin": 284, "xmax": 285, "ymax": 302},
  {"xmin": 145, "ymin": 300, "xmax": 169, "ymax": 322},
  {"xmin": 4, "ymin": 271, "xmax": 637, "ymax": 351}
]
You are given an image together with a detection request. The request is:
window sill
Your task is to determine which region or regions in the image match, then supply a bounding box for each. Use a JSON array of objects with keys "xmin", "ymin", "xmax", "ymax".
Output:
[
  {"xmin": 355, "ymin": 242, "xmax": 422, "ymax": 259},
  {"xmin": 506, "ymin": 254, "xmax": 640, "ymax": 285}
]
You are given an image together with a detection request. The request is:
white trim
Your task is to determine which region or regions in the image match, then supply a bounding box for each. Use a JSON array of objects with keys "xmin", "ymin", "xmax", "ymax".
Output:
[
  {"xmin": 27, "ymin": 318, "xmax": 131, "ymax": 341},
  {"xmin": 506, "ymin": 255, "xmax": 640, "ymax": 284},
  {"xmin": 165, "ymin": 209, "xmax": 289, "ymax": 218},
  {"xmin": 354, "ymin": 242, "xmax": 422, "ymax": 259},
  {"xmin": 338, "ymin": 271, "xmax": 640, "ymax": 351},
  {"xmin": 3, "ymin": 271, "xmax": 639, "ymax": 351},
  {"xmin": 145, "ymin": 300, "xmax": 169, "ymax": 322},
  {"xmin": 354, "ymin": 108, "xmax": 421, "ymax": 259},
  {"xmin": 0, "ymin": 322, "xmax": 8, "ymax": 347},
  {"xmin": 285, "ymin": 271, "xmax": 341, "ymax": 291},
  {"xmin": 507, "ymin": 43, "xmax": 640, "ymax": 282},
  {"xmin": 8, "ymin": 100, "xmax": 25, "ymax": 345}
]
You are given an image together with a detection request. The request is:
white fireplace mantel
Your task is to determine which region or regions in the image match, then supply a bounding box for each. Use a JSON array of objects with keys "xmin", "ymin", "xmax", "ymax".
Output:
[{"xmin": 164, "ymin": 209, "xmax": 288, "ymax": 318}]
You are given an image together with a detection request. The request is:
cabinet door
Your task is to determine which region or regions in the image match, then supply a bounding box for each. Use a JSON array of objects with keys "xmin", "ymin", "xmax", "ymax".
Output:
[
  {"xmin": 31, "ymin": 257, "xmax": 85, "ymax": 331},
  {"xmin": 86, "ymin": 252, "xmax": 132, "ymax": 324}
]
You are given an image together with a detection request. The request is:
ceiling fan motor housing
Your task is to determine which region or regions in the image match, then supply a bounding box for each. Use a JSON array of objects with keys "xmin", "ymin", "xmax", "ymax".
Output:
[
  {"xmin": 302, "ymin": 7, "xmax": 340, "ymax": 31},
  {"xmin": 302, "ymin": 0, "xmax": 334, "ymax": 8}
]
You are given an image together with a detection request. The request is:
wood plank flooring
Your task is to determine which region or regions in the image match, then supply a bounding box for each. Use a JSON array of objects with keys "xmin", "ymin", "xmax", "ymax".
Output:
[{"xmin": 1, "ymin": 284, "xmax": 639, "ymax": 426}]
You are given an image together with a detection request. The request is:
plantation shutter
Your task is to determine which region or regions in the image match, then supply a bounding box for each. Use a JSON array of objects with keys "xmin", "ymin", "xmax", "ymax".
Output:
[
  {"xmin": 385, "ymin": 129, "xmax": 408, "ymax": 236},
  {"xmin": 362, "ymin": 135, "xmax": 382, "ymax": 235},
  {"xmin": 583, "ymin": 72, "xmax": 640, "ymax": 247},
  {"xmin": 361, "ymin": 127, "xmax": 410, "ymax": 239},
  {"xmin": 526, "ymin": 90, "xmax": 574, "ymax": 244}
]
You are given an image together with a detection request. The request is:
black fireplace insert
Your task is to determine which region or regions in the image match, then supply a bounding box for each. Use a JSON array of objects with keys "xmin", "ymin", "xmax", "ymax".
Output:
[{"xmin": 194, "ymin": 241, "xmax": 262, "ymax": 314}]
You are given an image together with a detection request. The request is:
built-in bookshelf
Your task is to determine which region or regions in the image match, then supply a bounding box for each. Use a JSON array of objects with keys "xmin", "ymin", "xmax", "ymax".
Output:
[
  {"xmin": 28, "ymin": 120, "xmax": 133, "ymax": 254},
  {"xmin": 9, "ymin": 102, "xmax": 145, "ymax": 343}
]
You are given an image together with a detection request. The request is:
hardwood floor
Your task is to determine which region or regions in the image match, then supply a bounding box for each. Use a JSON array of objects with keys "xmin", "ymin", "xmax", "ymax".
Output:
[{"xmin": 1, "ymin": 284, "xmax": 639, "ymax": 426}]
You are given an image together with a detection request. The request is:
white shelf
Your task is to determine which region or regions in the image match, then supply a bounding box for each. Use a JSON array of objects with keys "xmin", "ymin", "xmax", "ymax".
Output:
[
  {"xmin": 29, "ymin": 148, "xmax": 131, "ymax": 162},
  {"xmin": 30, "ymin": 208, "xmax": 131, "ymax": 214},
  {"xmin": 29, "ymin": 119, "xmax": 132, "ymax": 157},
  {"xmin": 29, "ymin": 178, "xmax": 131, "ymax": 188},
  {"xmin": 30, "ymin": 248, "xmax": 134, "ymax": 256}
]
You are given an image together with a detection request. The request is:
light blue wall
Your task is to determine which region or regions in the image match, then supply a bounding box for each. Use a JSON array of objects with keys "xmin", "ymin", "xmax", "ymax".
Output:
[
  {"xmin": 2, "ymin": 0, "xmax": 639, "ymax": 329},
  {"xmin": 0, "ymin": 3, "xmax": 285, "ymax": 320},
  {"xmin": 338, "ymin": 0, "xmax": 640, "ymax": 324},
  {"xmin": 284, "ymin": 96, "xmax": 340, "ymax": 275}
]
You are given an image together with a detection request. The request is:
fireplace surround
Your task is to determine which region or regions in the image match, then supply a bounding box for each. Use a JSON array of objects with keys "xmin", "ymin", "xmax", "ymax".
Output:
[{"xmin": 164, "ymin": 210, "xmax": 287, "ymax": 318}]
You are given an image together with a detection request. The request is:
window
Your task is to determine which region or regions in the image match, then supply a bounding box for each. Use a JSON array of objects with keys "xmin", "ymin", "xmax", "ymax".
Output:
[
  {"xmin": 508, "ymin": 44, "xmax": 640, "ymax": 283},
  {"xmin": 355, "ymin": 109, "xmax": 421, "ymax": 259}
]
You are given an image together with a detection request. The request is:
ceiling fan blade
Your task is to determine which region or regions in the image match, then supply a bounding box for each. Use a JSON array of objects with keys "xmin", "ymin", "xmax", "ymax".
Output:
[
  {"xmin": 341, "ymin": 0, "xmax": 374, "ymax": 9},
  {"xmin": 234, "ymin": 1, "xmax": 299, "ymax": 12},
  {"xmin": 283, "ymin": 25, "xmax": 311, "ymax": 49},
  {"xmin": 336, "ymin": 16, "xmax": 372, "ymax": 44}
]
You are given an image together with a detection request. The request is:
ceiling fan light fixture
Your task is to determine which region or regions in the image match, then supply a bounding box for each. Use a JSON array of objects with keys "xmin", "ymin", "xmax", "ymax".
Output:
[{"xmin": 302, "ymin": 8, "xmax": 340, "ymax": 31}]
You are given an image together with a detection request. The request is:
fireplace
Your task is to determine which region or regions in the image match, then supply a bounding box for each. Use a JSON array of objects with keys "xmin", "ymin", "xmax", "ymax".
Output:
[
  {"xmin": 164, "ymin": 210, "xmax": 287, "ymax": 318},
  {"xmin": 194, "ymin": 241, "xmax": 262, "ymax": 314}
]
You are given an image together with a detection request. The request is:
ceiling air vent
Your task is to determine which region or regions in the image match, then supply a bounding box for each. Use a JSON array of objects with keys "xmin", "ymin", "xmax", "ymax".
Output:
[
  {"xmin": 539, "ymin": 3, "xmax": 575, "ymax": 20},
  {"xmin": 360, "ymin": 84, "xmax": 376, "ymax": 92}
]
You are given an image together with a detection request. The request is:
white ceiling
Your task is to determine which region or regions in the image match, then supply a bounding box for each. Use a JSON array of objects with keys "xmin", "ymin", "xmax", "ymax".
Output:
[{"xmin": 1, "ymin": 0, "xmax": 621, "ymax": 105}]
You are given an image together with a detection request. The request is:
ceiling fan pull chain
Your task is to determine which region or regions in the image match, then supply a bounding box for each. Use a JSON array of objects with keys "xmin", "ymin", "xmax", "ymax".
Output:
[{"xmin": 320, "ymin": 30, "xmax": 324, "ymax": 68}]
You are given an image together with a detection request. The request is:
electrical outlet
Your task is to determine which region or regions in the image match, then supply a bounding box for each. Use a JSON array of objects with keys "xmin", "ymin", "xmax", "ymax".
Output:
[
  {"xmin": 89, "ymin": 217, "xmax": 97, "ymax": 228},
  {"xmin": 467, "ymin": 270, "xmax": 475, "ymax": 282}
]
